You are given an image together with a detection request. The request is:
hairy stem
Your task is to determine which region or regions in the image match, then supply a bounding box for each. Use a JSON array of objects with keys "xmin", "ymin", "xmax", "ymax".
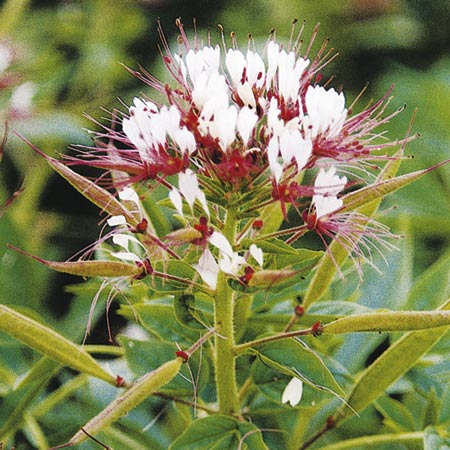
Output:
[{"xmin": 213, "ymin": 209, "xmax": 240, "ymax": 416}]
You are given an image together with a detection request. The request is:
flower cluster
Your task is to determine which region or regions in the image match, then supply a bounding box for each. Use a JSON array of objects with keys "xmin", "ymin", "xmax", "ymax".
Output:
[{"xmin": 67, "ymin": 20, "xmax": 409, "ymax": 287}]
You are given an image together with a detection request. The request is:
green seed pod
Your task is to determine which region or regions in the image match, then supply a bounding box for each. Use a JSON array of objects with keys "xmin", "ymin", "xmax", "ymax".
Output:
[
  {"xmin": 66, "ymin": 358, "xmax": 183, "ymax": 446},
  {"xmin": 247, "ymin": 269, "xmax": 298, "ymax": 288}
]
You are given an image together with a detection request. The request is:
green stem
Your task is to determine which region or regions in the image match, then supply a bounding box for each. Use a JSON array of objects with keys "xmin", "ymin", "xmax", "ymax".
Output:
[{"xmin": 214, "ymin": 209, "xmax": 240, "ymax": 417}]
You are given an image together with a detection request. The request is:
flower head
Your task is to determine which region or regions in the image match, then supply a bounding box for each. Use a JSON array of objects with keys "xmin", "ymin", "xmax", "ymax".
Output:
[{"xmin": 59, "ymin": 19, "xmax": 413, "ymax": 284}]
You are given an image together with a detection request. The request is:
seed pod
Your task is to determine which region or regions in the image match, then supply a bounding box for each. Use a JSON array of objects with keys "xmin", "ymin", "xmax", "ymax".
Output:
[
  {"xmin": 247, "ymin": 269, "xmax": 298, "ymax": 288},
  {"xmin": 65, "ymin": 358, "xmax": 183, "ymax": 446}
]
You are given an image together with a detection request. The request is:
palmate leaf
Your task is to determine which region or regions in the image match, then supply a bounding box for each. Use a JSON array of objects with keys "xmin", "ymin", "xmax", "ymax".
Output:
[{"xmin": 170, "ymin": 415, "xmax": 269, "ymax": 450}]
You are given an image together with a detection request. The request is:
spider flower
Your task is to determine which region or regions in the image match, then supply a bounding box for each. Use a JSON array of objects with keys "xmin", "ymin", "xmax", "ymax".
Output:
[{"xmin": 54, "ymin": 19, "xmax": 416, "ymax": 284}]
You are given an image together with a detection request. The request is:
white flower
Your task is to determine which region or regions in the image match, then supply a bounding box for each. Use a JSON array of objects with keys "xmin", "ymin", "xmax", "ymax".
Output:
[
  {"xmin": 304, "ymin": 86, "xmax": 347, "ymax": 139},
  {"xmin": 194, "ymin": 249, "xmax": 219, "ymax": 289},
  {"xmin": 281, "ymin": 377, "xmax": 303, "ymax": 407},
  {"xmin": 313, "ymin": 166, "xmax": 347, "ymax": 218},
  {"xmin": 177, "ymin": 169, "xmax": 209, "ymax": 216},
  {"xmin": 249, "ymin": 244, "xmax": 263, "ymax": 267},
  {"xmin": 110, "ymin": 234, "xmax": 144, "ymax": 262},
  {"xmin": 10, "ymin": 82, "xmax": 35, "ymax": 117}
]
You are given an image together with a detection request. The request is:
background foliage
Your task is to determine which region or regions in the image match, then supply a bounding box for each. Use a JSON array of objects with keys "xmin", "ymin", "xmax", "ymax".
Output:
[{"xmin": 0, "ymin": 0, "xmax": 449, "ymax": 449}]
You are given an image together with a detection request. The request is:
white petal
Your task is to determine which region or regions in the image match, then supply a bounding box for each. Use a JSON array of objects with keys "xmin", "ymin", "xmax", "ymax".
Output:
[
  {"xmin": 111, "ymin": 251, "xmax": 141, "ymax": 262},
  {"xmin": 119, "ymin": 187, "xmax": 140, "ymax": 205},
  {"xmin": 226, "ymin": 48, "xmax": 246, "ymax": 85},
  {"xmin": 107, "ymin": 215, "xmax": 127, "ymax": 227},
  {"xmin": 219, "ymin": 252, "xmax": 246, "ymax": 275},
  {"xmin": 237, "ymin": 106, "xmax": 258, "ymax": 145},
  {"xmin": 305, "ymin": 86, "xmax": 347, "ymax": 139},
  {"xmin": 169, "ymin": 188, "xmax": 183, "ymax": 217},
  {"xmin": 281, "ymin": 377, "xmax": 303, "ymax": 407},
  {"xmin": 194, "ymin": 249, "xmax": 219, "ymax": 289},
  {"xmin": 112, "ymin": 233, "xmax": 142, "ymax": 252},
  {"xmin": 313, "ymin": 167, "xmax": 347, "ymax": 218},
  {"xmin": 249, "ymin": 244, "xmax": 264, "ymax": 267},
  {"xmin": 209, "ymin": 232, "xmax": 233, "ymax": 257}
]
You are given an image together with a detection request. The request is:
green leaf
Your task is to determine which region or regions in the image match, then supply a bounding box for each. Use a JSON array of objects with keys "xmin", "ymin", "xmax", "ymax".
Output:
[
  {"xmin": 374, "ymin": 396, "xmax": 416, "ymax": 432},
  {"xmin": 0, "ymin": 305, "xmax": 117, "ymax": 385},
  {"xmin": 0, "ymin": 357, "xmax": 59, "ymax": 441},
  {"xmin": 170, "ymin": 415, "xmax": 269, "ymax": 450},
  {"xmin": 323, "ymin": 310, "xmax": 450, "ymax": 334},
  {"xmin": 251, "ymin": 338, "xmax": 344, "ymax": 400},
  {"xmin": 174, "ymin": 293, "xmax": 208, "ymax": 330},
  {"xmin": 119, "ymin": 302, "xmax": 200, "ymax": 345},
  {"xmin": 338, "ymin": 298, "xmax": 450, "ymax": 419}
]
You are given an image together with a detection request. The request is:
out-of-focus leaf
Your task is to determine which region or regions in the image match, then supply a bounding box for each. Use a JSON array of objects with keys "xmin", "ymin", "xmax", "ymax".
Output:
[
  {"xmin": 374, "ymin": 396, "xmax": 416, "ymax": 432},
  {"xmin": 424, "ymin": 426, "xmax": 450, "ymax": 450},
  {"xmin": 0, "ymin": 357, "xmax": 59, "ymax": 441}
]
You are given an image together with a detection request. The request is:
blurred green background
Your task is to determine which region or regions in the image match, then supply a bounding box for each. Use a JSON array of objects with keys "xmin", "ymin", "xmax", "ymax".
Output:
[{"xmin": 0, "ymin": 1, "xmax": 449, "ymax": 448}]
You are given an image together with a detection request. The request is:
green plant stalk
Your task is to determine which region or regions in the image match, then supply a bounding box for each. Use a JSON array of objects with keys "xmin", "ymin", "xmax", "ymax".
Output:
[{"xmin": 213, "ymin": 209, "xmax": 240, "ymax": 417}]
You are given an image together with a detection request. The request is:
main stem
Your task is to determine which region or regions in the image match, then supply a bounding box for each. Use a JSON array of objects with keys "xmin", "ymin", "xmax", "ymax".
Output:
[{"xmin": 213, "ymin": 209, "xmax": 240, "ymax": 417}]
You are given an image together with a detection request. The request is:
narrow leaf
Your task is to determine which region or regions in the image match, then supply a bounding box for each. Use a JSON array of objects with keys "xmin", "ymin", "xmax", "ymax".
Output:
[
  {"xmin": 338, "ymin": 298, "xmax": 450, "ymax": 419},
  {"xmin": 0, "ymin": 305, "xmax": 117, "ymax": 385},
  {"xmin": 0, "ymin": 357, "xmax": 59, "ymax": 441},
  {"xmin": 323, "ymin": 310, "xmax": 450, "ymax": 334},
  {"xmin": 65, "ymin": 358, "xmax": 183, "ymax": 447}
]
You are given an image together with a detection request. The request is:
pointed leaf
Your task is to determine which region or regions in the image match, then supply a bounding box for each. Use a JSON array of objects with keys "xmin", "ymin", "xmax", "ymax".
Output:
[
  {"xmin": 0, "ymin": 305, "xmax": 117, "ymax": 385},
  {"xmin": 251, "ymin": 338, "xmax": 344, "ymax": 399}
]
